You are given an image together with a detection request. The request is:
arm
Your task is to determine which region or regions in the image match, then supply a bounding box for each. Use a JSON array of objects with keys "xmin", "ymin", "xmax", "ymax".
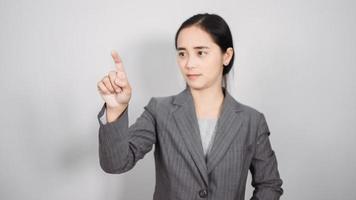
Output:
[
  {"xmin": 249, "ymin": 113, "xmax": 284, "ymax": 200},
  {"xmin": 97, "ymin": 97, "xmax": 157, "ymax": 174}
]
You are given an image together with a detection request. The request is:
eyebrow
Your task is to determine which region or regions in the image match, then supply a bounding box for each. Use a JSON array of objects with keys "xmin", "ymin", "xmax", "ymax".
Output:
[{"xmin": 177, "ymin": 46, "xmax": 210, "ymax": 51}]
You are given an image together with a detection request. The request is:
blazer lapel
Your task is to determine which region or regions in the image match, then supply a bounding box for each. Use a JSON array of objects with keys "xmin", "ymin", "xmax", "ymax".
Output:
[
  {"xmin": 172, "ymin": 87, "xmax": 208, "ymax": 186},
  {"xmin": 206, "ymin": 89, "xmax": 244, "ymax": 174},
  {"xmin": 172, "ymin": 86, "xmax": 244, "ymax": 185}
]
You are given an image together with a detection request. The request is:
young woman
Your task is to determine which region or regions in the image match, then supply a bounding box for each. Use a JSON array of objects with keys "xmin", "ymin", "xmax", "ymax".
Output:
[{"xmin": 97, "ymin": 13, "xmax": 283, "ymax": 200}]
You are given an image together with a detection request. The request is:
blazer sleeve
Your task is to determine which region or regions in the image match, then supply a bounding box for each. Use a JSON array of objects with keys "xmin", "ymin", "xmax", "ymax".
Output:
[
  {"xmin": 97, "ymin": 97, "xmax": 157, "ymax": 174},
  {"xmin": 249, "ymin": 113, "xmax": 284, "ymax": 200}
]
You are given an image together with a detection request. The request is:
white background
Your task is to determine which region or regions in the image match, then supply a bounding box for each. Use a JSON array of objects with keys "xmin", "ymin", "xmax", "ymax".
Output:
[{"xmin": 0, "ymin": 0, "xmax": 355, "ymax": 199}]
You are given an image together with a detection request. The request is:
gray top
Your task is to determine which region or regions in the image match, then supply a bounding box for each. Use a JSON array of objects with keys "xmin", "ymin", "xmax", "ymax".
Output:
[{"xmin": 197, "ymin": 117, "xmax": 218, "ymax": 157}]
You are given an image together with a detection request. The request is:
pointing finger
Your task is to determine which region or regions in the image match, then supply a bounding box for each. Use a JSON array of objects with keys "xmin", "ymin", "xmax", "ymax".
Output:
[{"xmin": 111, "ymin": 50, "xmax": 126, "ymax": 73}]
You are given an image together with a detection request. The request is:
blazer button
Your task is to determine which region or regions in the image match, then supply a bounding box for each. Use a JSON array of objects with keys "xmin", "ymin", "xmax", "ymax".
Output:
[{"xmin": 199, "ymin": 189, "xmax": 208, "ymax": 198}]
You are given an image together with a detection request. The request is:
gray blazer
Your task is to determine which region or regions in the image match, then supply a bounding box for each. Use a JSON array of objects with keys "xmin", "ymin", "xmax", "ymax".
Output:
[{"xmin": 97, "ymin": 87, "xmax": 283, "ymax": 200}]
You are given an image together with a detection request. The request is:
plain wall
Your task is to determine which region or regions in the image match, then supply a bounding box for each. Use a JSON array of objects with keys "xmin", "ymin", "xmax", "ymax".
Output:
[{"xmin": 1, "ymin": 0, "xmax": 355, "ymax": 199}]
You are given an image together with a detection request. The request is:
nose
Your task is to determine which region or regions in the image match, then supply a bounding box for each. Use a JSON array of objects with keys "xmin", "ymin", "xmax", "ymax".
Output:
[{"xmin": 185, "ymin": 55, "xmax": 197, "ymax": 69}]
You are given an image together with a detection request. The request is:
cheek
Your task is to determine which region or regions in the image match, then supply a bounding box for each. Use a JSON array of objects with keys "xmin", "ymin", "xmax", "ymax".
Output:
[
  {"xmin": 177, "ymin": 58, "xmax": 186, "ymax": 68},
  {"xmin": 177, "ymin": 61, "xmax": 185, "ymax": 73},
  {"xmin": 205, "ymin": 57, "xmax": 223, "ymax": 74},
  {"xmin": 177, "ymin": 60, "xmax": 187, "ymax": 75}
]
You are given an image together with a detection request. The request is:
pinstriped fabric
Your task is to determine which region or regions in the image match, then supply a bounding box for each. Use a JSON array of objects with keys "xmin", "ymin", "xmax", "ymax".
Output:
[{"xmin": 97, "ymin": 87, "xmax": 283, "ymax": 200}]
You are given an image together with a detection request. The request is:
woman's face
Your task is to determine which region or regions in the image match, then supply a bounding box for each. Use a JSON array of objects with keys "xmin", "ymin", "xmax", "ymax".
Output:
[{"xmin": 176, "ymin": 25, "xmax": 233, "ymax": 90}]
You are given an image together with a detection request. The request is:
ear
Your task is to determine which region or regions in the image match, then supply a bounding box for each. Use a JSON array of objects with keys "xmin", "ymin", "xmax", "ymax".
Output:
[{"xmin": 223, "ymin": 47, "xmax": 234, "ymax": 66}]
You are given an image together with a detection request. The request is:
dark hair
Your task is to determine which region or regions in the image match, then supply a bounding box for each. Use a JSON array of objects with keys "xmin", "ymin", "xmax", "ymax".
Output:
[{"xmin": 174, "ymin": 13, "xmax": 235, "ymax": 88}]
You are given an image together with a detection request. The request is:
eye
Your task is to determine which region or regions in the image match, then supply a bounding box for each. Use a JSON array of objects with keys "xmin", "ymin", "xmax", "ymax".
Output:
[
  {"xmin": 198, "ymin": 51, "xmax": 207, "ymax": 56},
  {"xmin": 178, "ymin": 51, "xmax": 185, "ymax": 57}
]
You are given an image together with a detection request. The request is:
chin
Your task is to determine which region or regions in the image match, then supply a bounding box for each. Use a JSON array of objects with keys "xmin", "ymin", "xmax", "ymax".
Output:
[{"xmin": 186, "ymin": 82, "xmax": 206, "ymax": 90}]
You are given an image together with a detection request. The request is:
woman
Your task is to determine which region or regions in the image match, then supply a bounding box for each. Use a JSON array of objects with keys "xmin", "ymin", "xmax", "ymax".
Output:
[{"xmin": 97, "ymin": 13, "xmax": 283, "ymax": 200}]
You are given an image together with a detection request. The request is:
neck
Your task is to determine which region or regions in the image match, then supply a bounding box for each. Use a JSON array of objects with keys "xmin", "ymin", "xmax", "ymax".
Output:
[{"xmin": 189, "ymin": 85, "xmax": 225, "ymax": 118}]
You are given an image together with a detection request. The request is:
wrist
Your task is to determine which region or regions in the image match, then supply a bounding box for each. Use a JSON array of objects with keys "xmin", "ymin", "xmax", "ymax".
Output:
[
  {"xmin": 106, "ymin": 103, "xmax": 128, "ymax": 112},
  {"xmin": 106, "ymin": 103, "xmax": 128, "ymax": 123}
]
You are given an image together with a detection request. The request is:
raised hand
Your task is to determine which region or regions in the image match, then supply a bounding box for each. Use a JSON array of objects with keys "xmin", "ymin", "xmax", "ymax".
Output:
[{"xmin": 97, "ymin": 50, "xmax": 132, "ymax": 111}]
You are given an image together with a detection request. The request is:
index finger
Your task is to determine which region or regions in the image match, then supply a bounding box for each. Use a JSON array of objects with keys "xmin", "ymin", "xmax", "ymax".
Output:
[{"xmin": 111, "ymin": 50, "xmax": 126, "ymax": 73}]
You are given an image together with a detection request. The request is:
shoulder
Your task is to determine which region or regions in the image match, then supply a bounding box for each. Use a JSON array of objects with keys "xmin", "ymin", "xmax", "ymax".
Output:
[
  {"xmin": 232, "ymin": 98, "xmax": 267, "ymax": 126},
  {"xmin": 143, "ymin": 94, "xmax": 176, "ymax": 114},
  {"xmin": 237, "ymin": 101, "xmax": 263, "ymax": 116},
  {"xmin": 145, "ymin": 92, "xmax": 267, "ymax": 124}
]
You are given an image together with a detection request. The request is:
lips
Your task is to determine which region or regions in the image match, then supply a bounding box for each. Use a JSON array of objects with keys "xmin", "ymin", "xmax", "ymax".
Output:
[{"xmin": 187, "ymin": 74, "xmax": 201, "ymax": 80}]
